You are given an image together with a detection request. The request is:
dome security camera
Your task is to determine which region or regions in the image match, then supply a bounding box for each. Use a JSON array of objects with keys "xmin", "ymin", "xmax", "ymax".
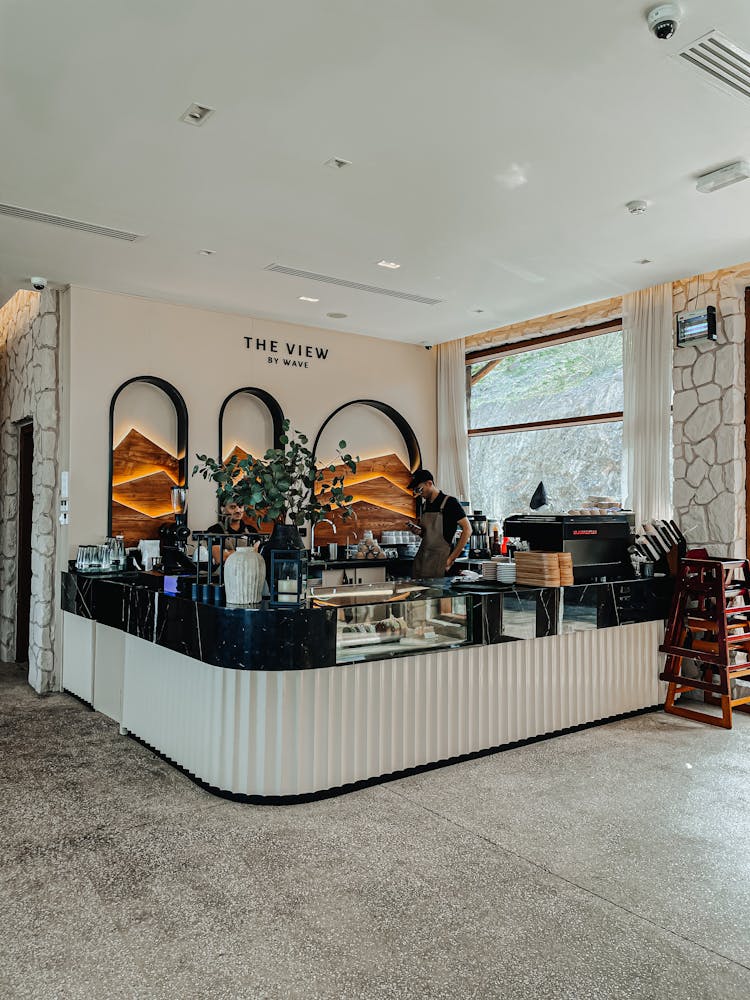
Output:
[
  {"xmin": 647, "ymin": 4, "xmax": 682, "ymax": 40},
  {"xmin": 30, "ymin": 277, "xmax": 48, "ymax": 291}
]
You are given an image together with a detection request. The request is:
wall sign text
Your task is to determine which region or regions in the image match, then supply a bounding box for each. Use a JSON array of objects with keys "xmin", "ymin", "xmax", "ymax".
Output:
[{"xmin": 244, "ymin": 337, "xmax": 329, "ymax": 370}]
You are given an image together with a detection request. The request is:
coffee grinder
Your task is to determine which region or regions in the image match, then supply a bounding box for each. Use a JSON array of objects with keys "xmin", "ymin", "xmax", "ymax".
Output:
[
  {"xmin": 469, "ymin": 510, "xmax": 491, "ymax": 558},
  {"xmin": 158, "ymin": 486, "xmax": 192, "ymax": 571}
]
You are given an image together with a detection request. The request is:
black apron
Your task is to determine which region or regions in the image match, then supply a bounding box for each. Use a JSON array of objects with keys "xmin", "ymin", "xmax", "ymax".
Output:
[{"xmin": 412, "ymin": 495, "xmax": 451, "ymax": 579}]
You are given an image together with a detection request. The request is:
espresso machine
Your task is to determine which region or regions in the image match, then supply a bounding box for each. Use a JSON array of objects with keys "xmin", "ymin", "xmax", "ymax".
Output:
[
  {"xmin": 469, "ymin": 510, "xmax": 491, "ymax": 558},
  {"xmin": 158, "ymin": 487, "xmax": 192, "ymax": 571},
  {"xmin": 502, "ymin": 513, "xmax": 633, "ymax": 582}
]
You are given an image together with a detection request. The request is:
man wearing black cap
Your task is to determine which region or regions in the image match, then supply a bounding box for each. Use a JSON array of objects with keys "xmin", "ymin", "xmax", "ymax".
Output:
[{"xmin": 407, "ymin": 469, "xmax": 471, "ymax": 579}]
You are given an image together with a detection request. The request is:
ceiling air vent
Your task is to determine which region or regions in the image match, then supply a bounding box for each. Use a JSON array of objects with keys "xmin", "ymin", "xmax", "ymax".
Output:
[
  {"xmin": 677, "ymin": 31, "xmax": 750, "ymax": 103},
  {"xmin": 265, "ymin": 264, "xmax": 442, "ymax": 306},
  {"xmin": 0, "ymin": 203, "xmax": 143, "ymax": 241}
]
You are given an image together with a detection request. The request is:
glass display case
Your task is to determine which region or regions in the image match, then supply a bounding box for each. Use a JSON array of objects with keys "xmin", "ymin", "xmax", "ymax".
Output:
[
  {"xmin": 498, "ymin": 579, "xmax": 673, "ymax": 640},
  {"xmin": 311, "ymin": 582, "xmax": 471, "ymax": 663}
]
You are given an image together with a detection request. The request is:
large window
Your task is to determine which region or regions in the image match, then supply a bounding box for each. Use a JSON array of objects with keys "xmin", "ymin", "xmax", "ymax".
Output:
[{"xmin": 469, "ymin": 329, "xmax": 624, "ymax": 521}]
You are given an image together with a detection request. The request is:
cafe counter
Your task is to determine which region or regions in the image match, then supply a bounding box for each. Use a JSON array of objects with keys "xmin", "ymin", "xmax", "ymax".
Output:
[{"xmin": 61, "ymin": 570, "xmax": 671, "ymax": 802}]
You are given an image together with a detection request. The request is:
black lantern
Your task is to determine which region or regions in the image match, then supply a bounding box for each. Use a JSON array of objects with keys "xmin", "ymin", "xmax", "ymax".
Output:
[{"xmin": 270, "ymin": 548, "xmax": 309, "ymax": 607}]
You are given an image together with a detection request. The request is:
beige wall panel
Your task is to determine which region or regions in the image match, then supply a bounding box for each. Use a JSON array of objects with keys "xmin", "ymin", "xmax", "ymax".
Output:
[{"xmin": 67, "ymin": 288, "xmax": 436, "ymax": 552}]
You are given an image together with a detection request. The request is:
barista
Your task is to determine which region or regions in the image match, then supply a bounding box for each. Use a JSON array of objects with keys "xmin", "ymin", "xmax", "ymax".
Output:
[
  {"xmin": 206, "ymin": 501, "xmax": 256, "ymax": 564},
  {"xmin": 407, "ymin": 470, "xmax": 471, "ymax": 578}
]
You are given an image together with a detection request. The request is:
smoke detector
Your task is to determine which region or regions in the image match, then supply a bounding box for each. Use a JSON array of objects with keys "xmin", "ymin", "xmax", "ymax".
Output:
[{"xmin": 626, "ymin": 200, "xmax": 649, "ymax": 215}]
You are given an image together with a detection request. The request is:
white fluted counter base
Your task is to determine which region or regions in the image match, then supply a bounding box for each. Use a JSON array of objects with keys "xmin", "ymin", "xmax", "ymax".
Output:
[{"xmin": 118, "ymin": 621, "xmax": 664, "ymax": 800}]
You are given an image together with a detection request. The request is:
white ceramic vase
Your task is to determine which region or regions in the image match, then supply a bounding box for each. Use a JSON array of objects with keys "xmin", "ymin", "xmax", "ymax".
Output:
[{"xmin": 224, "ymin": 546, "xmax": 266, "ymax": 605}]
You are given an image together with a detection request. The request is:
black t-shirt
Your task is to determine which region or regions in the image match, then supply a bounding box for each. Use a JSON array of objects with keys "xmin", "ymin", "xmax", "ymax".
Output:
[
  {"xmin": 205, "ymin": 521, "xmax": 252, "ymax": 538},
  {"xmin": 420, "ymin": 493, "xmax": 467, "ymax": 546},
  {"xmin": 205, "ymin": 521, "xmax": 255, "ymax": 550}
]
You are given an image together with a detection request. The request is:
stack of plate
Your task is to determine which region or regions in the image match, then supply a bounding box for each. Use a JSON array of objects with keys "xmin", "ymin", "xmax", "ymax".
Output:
[
  {"xmin": 481, "ymin": 562, "xmax": 498, "ymax": 580},
  {"xmin": 496, "ymin": 562, "xmax": 516, "ymax": 584},
  {"xmin": 382, "ymin": 531, "xmax": 420, "ymax": 545}
]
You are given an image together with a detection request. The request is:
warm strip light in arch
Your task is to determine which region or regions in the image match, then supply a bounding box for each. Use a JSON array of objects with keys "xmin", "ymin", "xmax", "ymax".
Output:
[
  {"xmin": 319, "ymin": 471, "xmax": 411, "ymax": 493},
  {"xmin": 112, "ymin": 467, "xmax": 180, "ymax": 487}
]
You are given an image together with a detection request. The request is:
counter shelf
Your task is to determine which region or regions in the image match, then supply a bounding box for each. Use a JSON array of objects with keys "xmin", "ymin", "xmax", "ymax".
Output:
[{"xmin": 60, "ymin": 569, "xmax": 672, "ymax": 802}]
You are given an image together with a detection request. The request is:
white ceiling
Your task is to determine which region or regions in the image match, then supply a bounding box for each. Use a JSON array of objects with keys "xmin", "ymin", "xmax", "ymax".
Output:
[{"xmin": 1, "ymin": 0, "xmax": 750, "ymax": 343}]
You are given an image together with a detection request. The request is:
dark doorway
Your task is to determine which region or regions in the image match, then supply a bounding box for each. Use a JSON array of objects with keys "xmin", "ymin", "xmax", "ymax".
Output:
[
  {"xmin": 746, "ymin": 288, "xmax": 750, "ymax": 551},
  {"xmin": 15, "ymin": 422, "xmax": 33, "ymax": 664}
]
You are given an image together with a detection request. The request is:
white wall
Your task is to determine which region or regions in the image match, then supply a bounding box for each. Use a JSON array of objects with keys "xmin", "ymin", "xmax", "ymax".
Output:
[{"xmin": 65, "ymin": 287, "xmax": 436, "ymax": 552}]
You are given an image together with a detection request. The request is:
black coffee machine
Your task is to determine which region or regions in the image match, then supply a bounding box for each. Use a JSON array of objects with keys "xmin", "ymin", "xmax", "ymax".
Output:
[{"xmin": 158, "ymin": 487, "xmax": 192, "ymax": 571}]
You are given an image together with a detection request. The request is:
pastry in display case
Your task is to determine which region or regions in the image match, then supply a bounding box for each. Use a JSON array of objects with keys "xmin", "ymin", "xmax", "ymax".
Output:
[{"xmin": 311, "ymin": 582, "xmax": 470, "ymax": 662}]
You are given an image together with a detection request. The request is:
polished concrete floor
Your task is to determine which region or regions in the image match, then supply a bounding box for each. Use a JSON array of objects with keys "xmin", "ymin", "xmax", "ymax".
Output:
[{"xmin": 2, "ymin": 660, "xmax": 750, "ymax": 1000}]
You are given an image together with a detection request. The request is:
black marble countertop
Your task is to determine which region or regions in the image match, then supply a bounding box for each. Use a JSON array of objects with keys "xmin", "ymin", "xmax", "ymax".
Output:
[
  {"xmin": 309, "ymin": 557, "xmax": 414, "ymax": 570},
  {"xmin": 62, "ymin": 570, "xmax": 337, "ymax": 672},
  {"xmin": 61, "ymin": 569, "xmax": 672, "ymax": 673}
]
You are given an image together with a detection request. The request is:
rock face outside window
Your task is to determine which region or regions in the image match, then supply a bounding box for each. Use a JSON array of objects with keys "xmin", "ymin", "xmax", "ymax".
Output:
[{"xmin": 470, "ymin": 331, "xmax": 624, "ymax": 520}]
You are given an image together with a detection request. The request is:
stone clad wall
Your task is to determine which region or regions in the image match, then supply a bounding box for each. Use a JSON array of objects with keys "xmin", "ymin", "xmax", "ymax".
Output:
[
  {"xmin": 0, "ymin": 290, "xmax": 61, "ymax": 693},
  {"xmin": 672, "ymin": 265, "xmax": 749, "ymax": 558}
]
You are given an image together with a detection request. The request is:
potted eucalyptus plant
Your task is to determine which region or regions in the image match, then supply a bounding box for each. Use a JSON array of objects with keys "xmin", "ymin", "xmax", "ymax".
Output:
[{"xmin": 193, "ymin": 420, "xmax": 358, "ymax": 557}]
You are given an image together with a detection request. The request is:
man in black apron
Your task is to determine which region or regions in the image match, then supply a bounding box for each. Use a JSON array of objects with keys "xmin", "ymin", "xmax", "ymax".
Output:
[{"xmin": 408, "ymin": 470, "xmax": 471, "ymax": 579}]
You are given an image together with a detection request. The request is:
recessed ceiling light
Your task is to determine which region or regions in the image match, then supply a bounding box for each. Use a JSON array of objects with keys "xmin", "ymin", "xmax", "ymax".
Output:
[
  {"xmin": 626, "ymin": 200, "xmax": 649, "ymax": 215},
  {"xmin": 198, "ymin": 248, "xmax": 216, "ymax": 256},
  {"xmin": 635, "ymin": 258, "xmax": 653, "ymax": 264},
  {"xmin": 326, "ymin": 312, "xmax": 347, "ymax": 319},
  {"xmin": 180, "ymin": 103, "xmax": 215, "ymax": 126},
  {"xmin": 324, "ymin": 157, "xmax": 352, "ymax": 169},
  {"xmin": 696, "ymin": 159, "xmax": 750, "ymax": 193},
  {"xmin": 377, "ymin": 260, "xmax": 401, "ymax": 269},
  {"xmin": 298, "ymin": 296, "xmax": 319, "ymax": 303}
]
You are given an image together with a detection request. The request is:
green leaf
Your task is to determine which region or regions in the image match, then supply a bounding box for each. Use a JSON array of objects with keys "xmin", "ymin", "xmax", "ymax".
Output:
[{"xmin": 338, "ymin": 440, "xmax": 346, "ymax": 449}]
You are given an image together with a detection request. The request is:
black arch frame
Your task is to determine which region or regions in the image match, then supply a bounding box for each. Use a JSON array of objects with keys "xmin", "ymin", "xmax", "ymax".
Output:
[
  {"xmin": 218, "ymin": 387, "xmax": 286, "ymax": 462},
  {"xmin": 311, "ymin": 399, "xmax": 422, "ymax": 473},
  {"xmin": 108, "ymin": 376, "xmax": 189, "ymax": 535}
]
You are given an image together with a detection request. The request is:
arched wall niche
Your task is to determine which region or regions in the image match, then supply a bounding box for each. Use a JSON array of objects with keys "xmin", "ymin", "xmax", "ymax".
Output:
[
  {"xmin": 311, "ymin": 399, "xmax": 423, "ymax": 544},
  {"xmin": 108, "ymin": 376, "xmax": 188, "ymax": 545},
  {"xmin": 218, "ymin": 387, "xmax": 285, "ymax": 463},
  {"xmin": 216, "ymin": 387, "xmax": 285, "ymax": 527}
]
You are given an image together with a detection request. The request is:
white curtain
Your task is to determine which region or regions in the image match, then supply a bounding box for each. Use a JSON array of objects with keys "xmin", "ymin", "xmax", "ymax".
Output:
[
  {"xmin": 622, "ymin": 283, "xmax": 673, "ymax": 526},
  {"xmin": 436, "ymin": 338, "xmax": 471, "ymax": 503}
]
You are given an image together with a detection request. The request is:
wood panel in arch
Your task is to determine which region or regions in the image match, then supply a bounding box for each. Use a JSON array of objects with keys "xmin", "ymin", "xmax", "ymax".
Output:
[
  {"xmin": 312, "ymin": 400, "xmax": 422, "ymax": 545},
  {"xmin": 108, "ymin": 377, "xmax": 188, "ymax": 546}
]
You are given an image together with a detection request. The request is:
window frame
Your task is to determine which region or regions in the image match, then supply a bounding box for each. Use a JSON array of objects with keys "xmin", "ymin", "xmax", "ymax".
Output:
[{"xmin": 466, "ymin": 318, "xmax": 624, "ymax": 438}]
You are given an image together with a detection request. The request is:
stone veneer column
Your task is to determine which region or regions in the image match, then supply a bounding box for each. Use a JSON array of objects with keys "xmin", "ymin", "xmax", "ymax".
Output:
[
  {"xmin": 0, "ymin": 289, "xmax": 61, "ymax": 692},
  {"xmin": 672, "ymin": 268, "xmax": 749, "ymax": 558}
]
